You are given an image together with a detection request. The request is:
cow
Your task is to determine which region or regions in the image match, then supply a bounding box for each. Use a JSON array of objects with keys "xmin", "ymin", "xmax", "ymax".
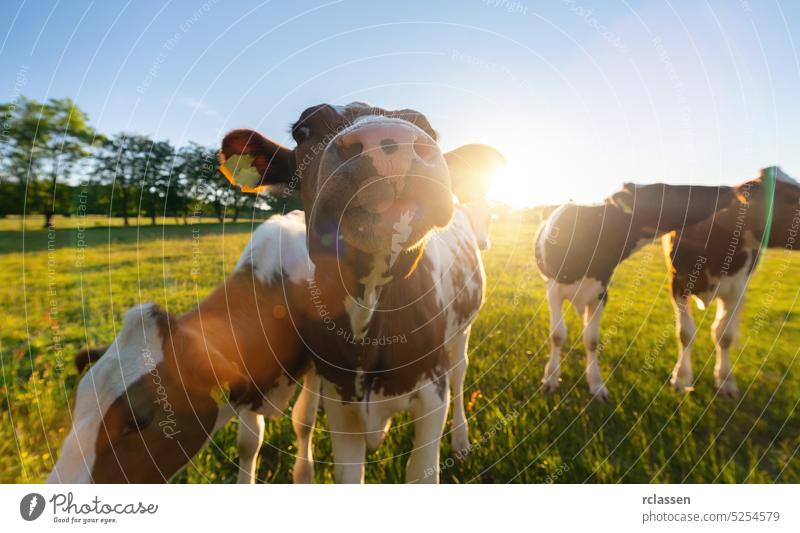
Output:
[
  {"xmin": 535, "ymin": 183, "xmax": 735, "ymax": 401},
  {"xmin": 47, "ymin": 211, "xmax": 320, "ymax": 483},
  {"xmin": 290, "ymin": 198, "xmax": 496, "ymax": 467},
  {"xmin": 219, "ymin": 102, "xmax": 504, "ymax": 482},
  {"xmin": 664, "ymin": 166, "xmax": 800, "ymax": 398},
  {"xmin": 461, "ymin": 197, "xmax": 496, "ymax": 251}
]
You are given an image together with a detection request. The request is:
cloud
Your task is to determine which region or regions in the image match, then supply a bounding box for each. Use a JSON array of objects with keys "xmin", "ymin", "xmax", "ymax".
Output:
[{"xmin": 181, "ymin": 96, "xmax": 223, "ymax": 122}]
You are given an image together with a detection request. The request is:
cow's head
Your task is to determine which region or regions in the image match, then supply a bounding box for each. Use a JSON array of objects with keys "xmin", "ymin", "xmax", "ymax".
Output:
[
  {"xmin": 731, "ymin": 166, "xmax": 800, "ymax": 248},
  {"xmin": 47, "ymin": 304, "xmax": 243, "ymax": 483},
  {"xmin": 220, "ymin": 103, "xmax": 504, "ymax": 265},
  {"xmin": 609, "ymin": 182, "xmax": 735, "ymax": 233}
]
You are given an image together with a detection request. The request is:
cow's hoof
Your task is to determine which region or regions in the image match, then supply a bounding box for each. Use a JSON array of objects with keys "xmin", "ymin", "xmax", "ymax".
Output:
[
  {"xmin": 590, "ymin": 384, "xmax": 610, "ymax": 403},
  {"xmin": 670, "ymin": 371, "xmax": 695, "ymax": 393},
  {"xmin": 715, "ymin": 378, "xmax": 739, "ymax": 400},
  {"xmin": 541, "ymin": 375, "xmax": 561, "ymax": 394},
  {"xmin": 451, "ymin": 440, "xmax": 472, "ymax": 461}
]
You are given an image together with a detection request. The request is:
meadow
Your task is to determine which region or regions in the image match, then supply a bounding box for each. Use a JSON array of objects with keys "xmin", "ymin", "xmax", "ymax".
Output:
[{"xmin": 1, "ymin": 213, "xmax": 798, "ymax": 483}]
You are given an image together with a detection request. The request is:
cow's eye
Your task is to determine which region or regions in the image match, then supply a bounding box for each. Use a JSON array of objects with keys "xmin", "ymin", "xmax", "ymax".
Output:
[
  {"xmin": 293, "ymin": 125, "xmax": 311, "ymax": 144},
  {"xmin": 123, "ymin": 414, "xmax": 151, "ymax": 435}
]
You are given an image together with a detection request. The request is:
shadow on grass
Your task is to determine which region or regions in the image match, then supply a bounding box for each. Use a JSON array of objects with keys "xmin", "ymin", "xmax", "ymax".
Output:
[{"xmin": 0, "ymin": 220, "xmax": 265, "ymax": 255}]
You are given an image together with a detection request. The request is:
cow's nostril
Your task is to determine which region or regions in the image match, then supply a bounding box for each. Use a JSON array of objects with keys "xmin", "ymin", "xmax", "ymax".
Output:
[
  {"xmin": 380, "ymin": 139, "xmax": 399, "ymax": 154},
  {"xmin": 413, "ymin": 139, "xmax": 437, "ymax": 161},
  {"xmin": 337, "ymin": 136, "xmax": 363, "ymax": 160}
]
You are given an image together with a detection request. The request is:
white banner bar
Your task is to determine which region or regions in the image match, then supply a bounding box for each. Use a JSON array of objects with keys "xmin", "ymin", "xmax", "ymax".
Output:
[{"xmin": 2, "ymin": 484, "xmax": 797, "ymax": 532}]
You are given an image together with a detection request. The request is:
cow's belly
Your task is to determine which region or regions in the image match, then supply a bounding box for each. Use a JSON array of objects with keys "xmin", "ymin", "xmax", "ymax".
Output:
[
  {"xmin": 555, "ymin": 276, "xmax": 606, "ymax": 307},
  {"xmin": 251, "ymin": 373, "xmax": 297, "ymax": 419},
  {"xmin": 694, "ymin": 255, "xmax": 753, "ymax": 309}
]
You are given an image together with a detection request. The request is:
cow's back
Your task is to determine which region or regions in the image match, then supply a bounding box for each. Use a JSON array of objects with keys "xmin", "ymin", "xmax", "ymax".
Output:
[{"xmin": 535, "ymin": 203, "xmax": 634, "ymax": 285}]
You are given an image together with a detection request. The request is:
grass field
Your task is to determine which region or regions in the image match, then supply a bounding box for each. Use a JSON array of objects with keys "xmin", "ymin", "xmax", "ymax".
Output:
[{"xmin": 2, "ymin": 213, "xmax": 799, "ymax": 483}]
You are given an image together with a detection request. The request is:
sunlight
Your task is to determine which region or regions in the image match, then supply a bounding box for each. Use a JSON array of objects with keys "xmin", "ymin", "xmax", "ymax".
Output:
[{"xmin": 484, "ymin": 146, "xmax": 570, "ymax": 209}]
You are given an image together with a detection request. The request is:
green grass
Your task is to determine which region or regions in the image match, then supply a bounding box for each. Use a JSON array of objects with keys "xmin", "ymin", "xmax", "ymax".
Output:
[{"xmin": 2, "ymin": 215, "xmax": 799, "ymax": 483}]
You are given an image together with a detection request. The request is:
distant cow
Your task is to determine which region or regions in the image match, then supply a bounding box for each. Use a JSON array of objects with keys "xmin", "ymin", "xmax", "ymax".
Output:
[
  {"xmin": 664, "ymin": 167, "xmax": 800, "ymax": 398},
  {"xmin": 219, "ymin": 102, "xmax": 504, "ymax": 482},
  {"xmin": 48, "ymin": 211, "xmax": 318, "ymax": 483},
  {"xmin": 461, "ymin": 197, "xmax": 497, "ymax": 251},
  {"xmin": 535, "ymin": 183, "xmax": 734, "ymax": 400}
]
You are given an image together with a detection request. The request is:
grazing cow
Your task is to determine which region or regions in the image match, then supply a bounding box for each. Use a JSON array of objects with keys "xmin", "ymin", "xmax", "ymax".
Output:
[
  {"xmin": 535, "ymin": 183, "xmax": 734, "ymax": 400},
  {"xmin": 664, "ymin": 167, "xmax": 800, "ymax": 398},
  {"xmin": 219, "ymin": 102, "xmax": 504, "ymax": 482},
  {"xmin": 48, "ymin": 211, "xmax": 320, "ymax": 483}
]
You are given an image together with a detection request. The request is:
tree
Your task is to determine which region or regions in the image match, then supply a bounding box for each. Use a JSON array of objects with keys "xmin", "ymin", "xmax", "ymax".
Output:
[
  {"xmin": 136, "ymin": 139, "xmax": 175, "ymax": 226},
  {"xmin": 94, "ymin": 133, "xmax": 140, "ymax": 225},
  {"xmin": 95, "ymin": 134, "xmax": 179, "ymax": 226},
  {"xmin": 0, "ymin": 97, "xmax": 99, "ymax": 228},
  {"xmin": 176, "ymin": 143, "xmax": 230, "ymax": 222}
]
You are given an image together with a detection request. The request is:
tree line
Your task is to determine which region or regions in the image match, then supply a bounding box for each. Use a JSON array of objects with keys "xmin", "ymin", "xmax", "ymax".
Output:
[{"xmin": 0, "ymin": 97, "xmax": 298, "ymax": 228}]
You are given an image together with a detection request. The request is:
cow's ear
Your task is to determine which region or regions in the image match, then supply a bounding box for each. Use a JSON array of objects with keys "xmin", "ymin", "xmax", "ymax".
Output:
[
  {"xmin": 75, "ymin": 346, "xmax": 109, "ymax": 373},
  {"xmin": 735, "ymin": 179, "xmax": 761, "ymax": 204},
  {"xmin": 444, "ymin": 144, "xmax": 506, "ymax": 203},
  {"xmin": 609, "ymin": 185, "xmax": 635, "ymax": 214},
  {"xmin": 219, "ymin": 129, "xmax": 295, "ymax": 193}
]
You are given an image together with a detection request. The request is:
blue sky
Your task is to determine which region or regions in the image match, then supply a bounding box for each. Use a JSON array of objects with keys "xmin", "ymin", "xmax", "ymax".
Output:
[{"xmin": 2, "ymin": 0, "xmax": 798, "ymax": 205}]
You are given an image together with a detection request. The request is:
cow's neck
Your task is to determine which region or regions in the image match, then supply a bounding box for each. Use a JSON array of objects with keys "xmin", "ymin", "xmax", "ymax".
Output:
[
  {"xmin": 345, "ymin": 251, "xmax": 395, "ymax": 341},
  {"xmin": 714, "ymin": 200, "xmax": 766, "ymax": 249},
  {"xmin": 617, "ymin": 220, "xmax": 661, "ymax": 258},
  {"xmin": 311, "ymin": 240, "xmax": 425, "ymax": 342},
  {"xmin": 177, "ymin": 271, "xmax": 297, "ymax": 395}
]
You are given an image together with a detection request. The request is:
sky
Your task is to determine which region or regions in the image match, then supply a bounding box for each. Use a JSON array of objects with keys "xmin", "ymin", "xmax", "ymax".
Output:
[{"xmin": 1, "ymin": 0, "xmax": 798, "ymax": 206}]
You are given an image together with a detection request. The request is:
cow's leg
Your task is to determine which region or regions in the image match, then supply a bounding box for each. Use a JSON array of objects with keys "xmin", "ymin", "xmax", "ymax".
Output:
[
  {"xmin": 712, "ymin": 291, "xmax": 744, "ymax": 399},
  {"xmin": 542, "ymin": 280, "xmax": 566, "ymax": 393},
  {"xmin": 236, "ymin": 410, "xmax": 264, "ymax": 484},
  {"xmin": 670, "ymin": 295, "xmax": 696, "ymax": 392},
  {"xmin": 406, "ymin": 378, "xmax": 449, "ymax": 484},
  {"xmin": 582, "ymin": 295, "xmax": 609, "ymax": 402},
  {"xmin": 292, "ymin": 370, "xmax": 320, "ymax": 483},
  {"xmin": 448, "ymin": 326, "xmax": 471, "ymax": 459},
  {"xmin": 322, "ymin": 382, "xmax": 365, "ymax": 484}
]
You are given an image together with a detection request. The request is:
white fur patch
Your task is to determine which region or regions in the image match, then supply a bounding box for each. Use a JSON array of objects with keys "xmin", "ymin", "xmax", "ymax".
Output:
[
  {"xmin": 48, "ymin": 303, "xmax": 165, "ymax": 483},
  {"xmin": 694, "ymin": 251, "xmax": 753, "ymax": 309},
  {"xmin": 344, "ymin": 254, "xmax": 393, "ymax": 341},
  {"xmin": 554, "ymin": 277, "xmax": 605, "ymax": 310},
  {"xmin": 235, "ymin": 210, "xmax": 313, "ymax": 285},
  {"xmin": 536, "ymin": 203, "xmax": 571, "ymax": 274}
]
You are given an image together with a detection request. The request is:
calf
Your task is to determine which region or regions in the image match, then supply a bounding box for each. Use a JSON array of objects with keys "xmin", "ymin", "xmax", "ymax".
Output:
[
  {"xmin": 535, "ymin": 183, "xmax": 734, "ymax": 400},
  {"xmin": 219, "ymin": 102, "xmax": 503, "ymax": 482},
  {"xmin": 48, "ymin": 211, "xmax": 319, "ymax": 483},
  {"xmin": 291, "ymin": 197, "xmax": 497, "ymax": 464},
  {"xmin": 665, "ymin": 167, "xmax": 800, "ymax": 398}
]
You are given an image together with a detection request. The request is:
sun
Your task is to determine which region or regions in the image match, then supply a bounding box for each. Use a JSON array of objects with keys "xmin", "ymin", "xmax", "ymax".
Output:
[{"xmin": 484, "ymin": 148, "xmax": 566, "ymax": 209}]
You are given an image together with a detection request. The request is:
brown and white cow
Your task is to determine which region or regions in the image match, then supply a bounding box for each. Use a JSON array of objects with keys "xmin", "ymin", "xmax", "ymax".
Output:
[
  {"xmin": 48, "ymin": 211, "xmax": 320, "ymax": 483},
  {"xmin": 535, "ymin": 183, "xmax": 734, "ymax": 400},
  {"xmin": 664, "ymin": 167, "xmax": 800, "ymax": 398},
  {"xmin": 219, "ymin": 102, "xmax": 504, "ymax": 482}
]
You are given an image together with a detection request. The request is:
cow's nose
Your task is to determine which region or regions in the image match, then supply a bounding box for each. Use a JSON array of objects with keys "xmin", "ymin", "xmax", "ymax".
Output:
[{"xmin": 337, "ymin": 122, "xmax": 439, "ymax": 182}]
